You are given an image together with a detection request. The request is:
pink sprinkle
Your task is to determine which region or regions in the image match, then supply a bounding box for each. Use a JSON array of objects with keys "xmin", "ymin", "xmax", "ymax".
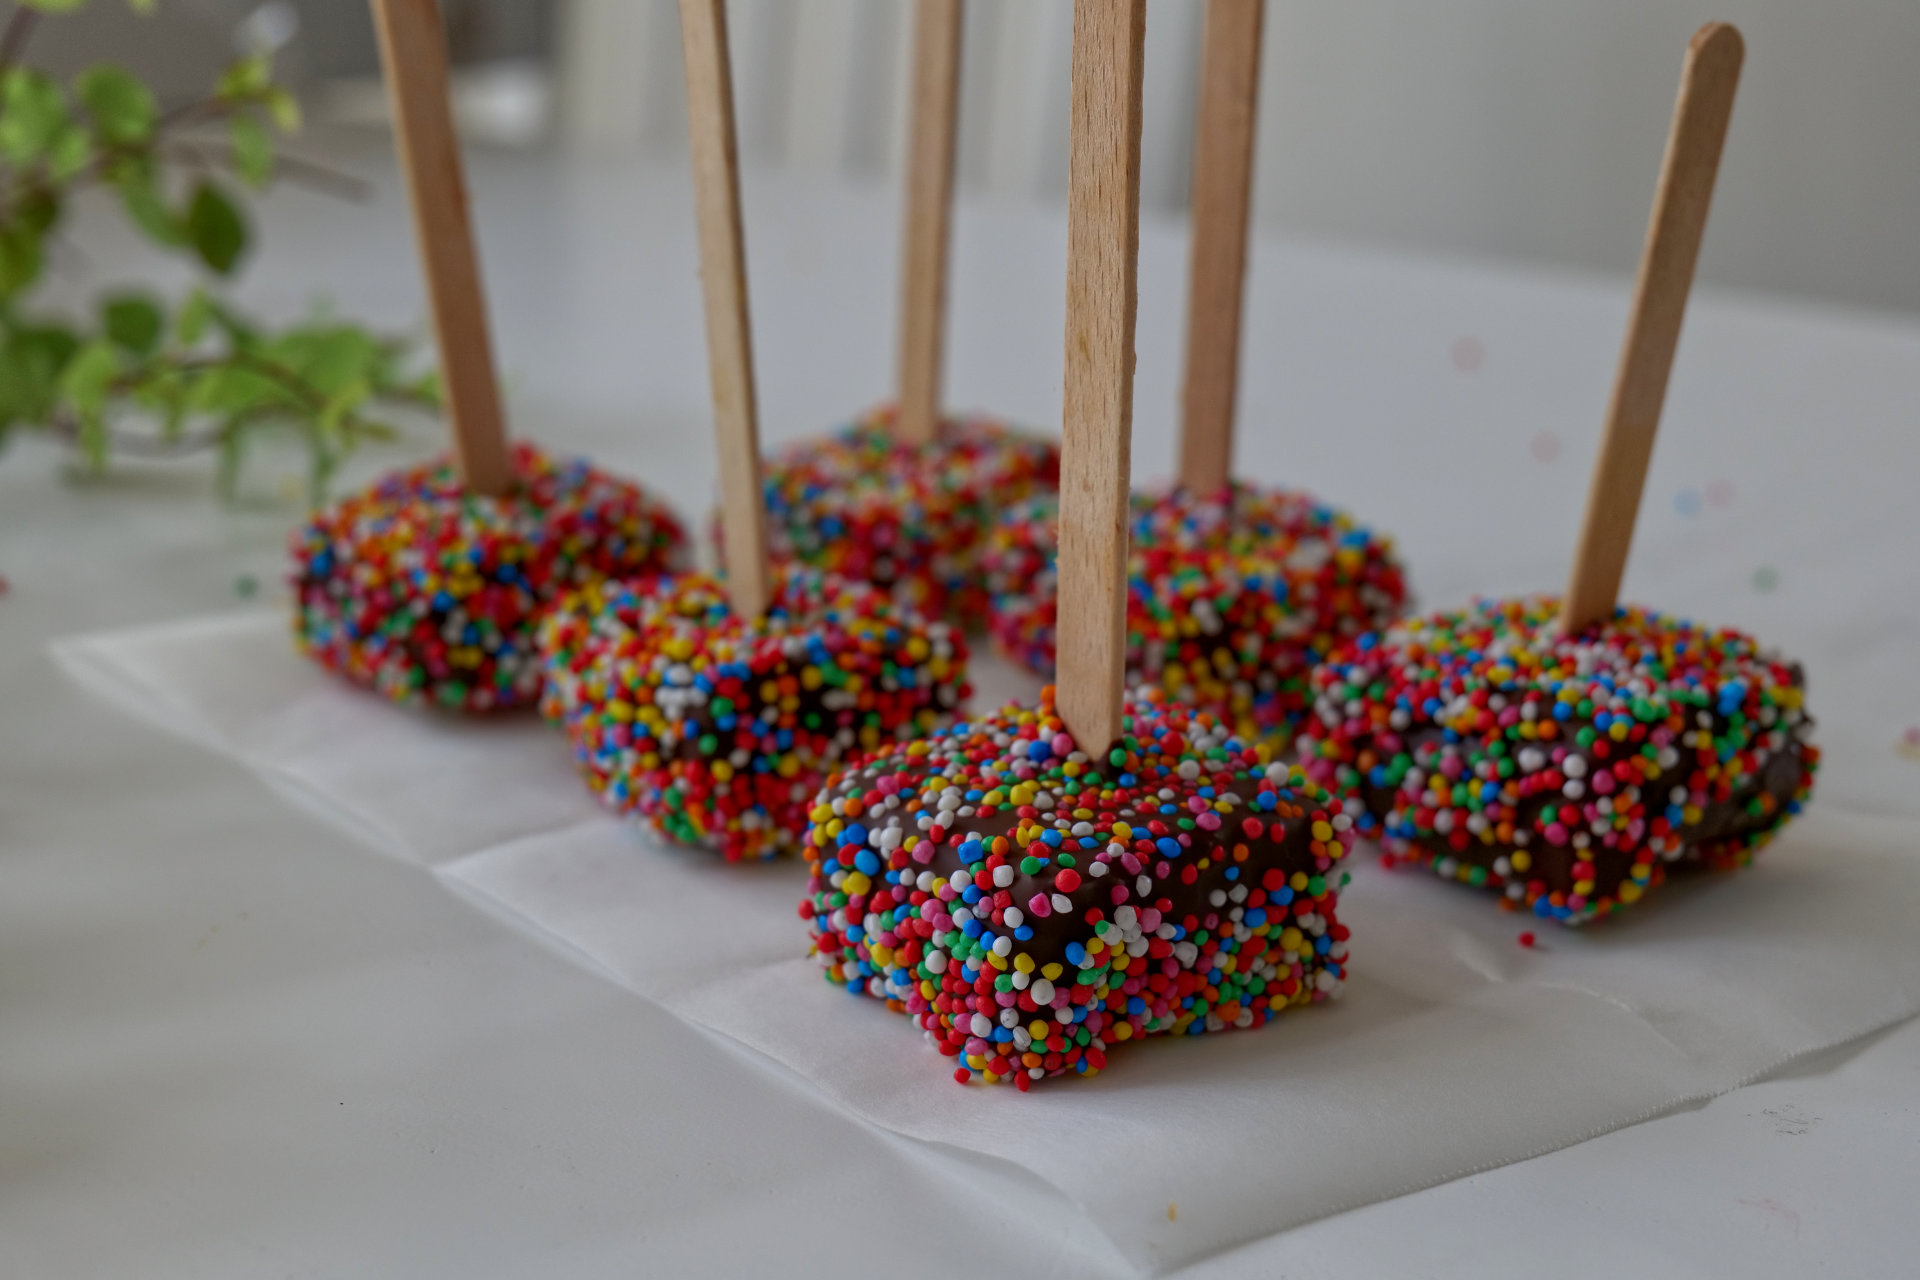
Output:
[
  {"xmin": 1026, "ymin": 893, "xmax": 1052, "ymax": 918},
  {"xmin": 1196, "ymin": 811, "xmax": 1222, "ymax": 831},
  {"xmin": 1051, "ymin": 732, "xmax": 1075, "ymax": 757},
  {"xmin": 1545, "ymin": 822, "xmax": 1569, "ymax": 845}
]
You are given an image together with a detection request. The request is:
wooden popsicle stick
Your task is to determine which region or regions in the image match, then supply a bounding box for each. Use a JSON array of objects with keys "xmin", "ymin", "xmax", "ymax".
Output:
[
  {"xmin": 895, "ymin": 0, "xmax": 964, "ymax": 448},
  {"xmin": 1054, "ymin": 0, "xmax": 1146, "ymax": 756},
  {"xmin": 368, "ymin": 0, "xmax": 512, "ymax": 497},
  {"xmin": 1176, "ymin": 0, "xmax": 1264, "ymax": 495},
  {"xmin": 679, "ymin": 0, "xmax": 772, "ymax": 619},
  {"xmin": 1561, "ymin": 22, "xmax": 1744, "ymax": 633}
]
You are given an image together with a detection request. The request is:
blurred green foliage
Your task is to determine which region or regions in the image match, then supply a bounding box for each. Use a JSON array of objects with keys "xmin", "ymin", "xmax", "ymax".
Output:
[{"xmin": 0, "ymin": 0, "xmax": 437, "ymax": 503}]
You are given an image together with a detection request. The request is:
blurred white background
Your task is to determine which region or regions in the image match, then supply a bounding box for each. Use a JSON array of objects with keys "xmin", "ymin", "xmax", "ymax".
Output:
[{"xmin": 48, "ymin": 0, "xmax": 1920, "ymax": 316}]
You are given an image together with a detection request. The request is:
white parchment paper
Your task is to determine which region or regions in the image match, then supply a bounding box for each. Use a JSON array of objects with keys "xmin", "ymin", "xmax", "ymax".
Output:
[{"xmin": 53, "ymin": 610, "xmax": 1920, "ymax": 1271}]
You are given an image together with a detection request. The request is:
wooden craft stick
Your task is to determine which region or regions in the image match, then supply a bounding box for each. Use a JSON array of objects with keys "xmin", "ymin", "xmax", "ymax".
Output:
[
  {"xmin": 679, "ymin": 0, "xmax": 772, "ymax": 619},
  {"xmin": 1176, "ymin": 0, "xmax": 1264, "ymax": 495},
  {"xmin": 368, "ymin": 0, "xmax": 512, "ymax": 497},
  {"xmin": 1561, "ymin": 22, "xmax": 1744, "ymax": 633},
  {"xmin": 1054, "ymin": 0, "xmax": 1146, "ymax": 755},
  {"xmin": 896, "ymin": 0, "xmax": 964, "ymax": 448}
]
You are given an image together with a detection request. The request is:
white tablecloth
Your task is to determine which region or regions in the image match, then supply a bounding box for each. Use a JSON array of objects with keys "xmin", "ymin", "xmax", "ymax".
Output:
[{"xmin": 6, "ymin": 142, "xmax": 1920, "ymax": 1277}]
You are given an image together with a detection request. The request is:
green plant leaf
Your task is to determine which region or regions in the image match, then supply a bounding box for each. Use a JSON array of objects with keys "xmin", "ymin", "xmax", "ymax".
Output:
[
  {"xmin": 0, "ymin": 69, "xmax": 71, "ymax": 165},
  {"xmin": 101, "ymin": 293, "xmax": 163, "ymax": 355},
  {"xmin": 0, "ymin": 227, "xmax": 44, "ymax": 298},
  {"xmin": 229, "ymin": 112, "xmax": 273, "ymax": 187},
  {"xmin": 186, "ymin": 361, "xmax": 286, "ymax": 416},
  {"xmin": 114, "ymin": 160, "xmax": 183, "ymax": 246},
  {"xmin": 60, "ymin": 339, "xmax": 120, "ymax": 410},
  {"xmin": 76, "ymin": 65, "xmax": 156, "ymax": 147},
  {"xmin": 217, "ymin": 53, "xmax": 272, "ymax": 103},
  {"xmin": 0, "ymin": 322, "xmax": 79, "ymax": 426},
  {"xmin": 175, "ymin": 290, "xmax": 213, "ymax": 345},
  {"xmin": 15, "ymin": 187, "xmax": 60, "ymax": 236},
  {"xmin": 46, "ymin": 124, "xmax": 91, "ymax": 179},
  {"xmin": 262, "ymin": 87, "xmax": 301, "ymax": 133},
  {"xmin": 185, "ymin": 181, "xmax": 247, "ymax": 274},
  {"xmin": 267, "ymin": 326, "xmax": 381, "ymax": 397}
]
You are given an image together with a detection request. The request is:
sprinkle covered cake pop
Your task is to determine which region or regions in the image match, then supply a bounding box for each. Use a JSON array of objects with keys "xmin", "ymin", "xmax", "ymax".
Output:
[
  {"xmin": 803, "ymin": 683, "xmax": 1354, "ymax": 1085},
  {"xmin": 736, "ymin": 3, "xmax": 1059, "ymax": 623},
  {"xmin": 807, "ymin": 1, "xmax": 1352, "ymax": 1085},
  {"xmin": 295, "ymin": 443, "xmax": 685, "ymax": 711},
  {"xmin": 982, "ymin": 0, "xmax": 1404, "ymax": 738},
  {"xmin": 983, "ymin": 483, "xmax": 1404, "ymax": 739},
  {"xmin": 1299, "ymin": 23, "xmax": 1815, "ymax": 924},
  {"xmin": 544, "ymin": 0, "xmax": 969, "ymax": 861},
  {"xmin": 540, "ymin": 568, "xmax": 966, "ymax": 861},
  {"xmin": 760, "ymin": 405, "xmax": 1058, "ymax": 620},
  {"xmin": 295, "ymin": 0, "xmax": 687, "ymax": 712},
  {"xmin": 1299, "ymin": 599, "xmax": 1815, "ymax": 924}
]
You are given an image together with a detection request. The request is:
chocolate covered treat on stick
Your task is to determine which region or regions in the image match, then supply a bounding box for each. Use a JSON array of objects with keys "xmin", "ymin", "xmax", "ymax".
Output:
[
  {"xmin": 802, "ymin": 2, "xmax": 1357, "ymax": 1087},
  {"xmin": 292, "ymin": 0, "xmax": 685, "ymax": 712},
  {"xmin": 538, "ymin": 0, "xmax": 968, "ymax": 861},
  {"xmin": 1300, "ymin": 24, "xmax": 1817, "ymax": 925},
  {"xmin": 738, "ymin": 0, "xmax": 1060, "ymax": 623},
  {"xmin": 982, "ymin": 0, "xmax": 1405, "ymax": 742}
]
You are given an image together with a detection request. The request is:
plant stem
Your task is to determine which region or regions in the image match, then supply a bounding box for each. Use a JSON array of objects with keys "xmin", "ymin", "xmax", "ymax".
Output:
[{"xmin": 0, "ymin": 5, "xmax": 39, "ymax": 80}]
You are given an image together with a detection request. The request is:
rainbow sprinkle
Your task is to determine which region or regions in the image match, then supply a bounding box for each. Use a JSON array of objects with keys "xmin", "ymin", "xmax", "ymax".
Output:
[
  {"xmin": 802, "ymin": 684, "xmax": 1355, "ymax": 1087},
  {"xmin": 981, "ymin": 482, "xmax": 1406, "ymax": 741},
  {"xmin": 292, "ymin": 443, "xmax": 686, "ymax": 712},
  {"xmin": 1299, "ymin": 597, "xmax": 1818, "ymax": 925},
  {"xmin": 540, "ymin": 569, "xmax": 969, "ymax": 862},
  {"xmin": 747, "ymin": 404, "xmax": 1060, "ymax": 623}
]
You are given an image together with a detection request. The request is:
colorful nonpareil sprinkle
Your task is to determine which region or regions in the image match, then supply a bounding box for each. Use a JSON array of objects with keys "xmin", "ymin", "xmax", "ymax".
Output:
[
  {"xmin": 981, "ymin": 482, "xmax": 1406, "ymax": 743},
  {"xmin": 747, "ymin": 404, "xmax": 1059, "ymax": 623},
  {"xmin": 539, "ymin": 568, "xmax": 969, "ymax": 862},
  {"xmin": 1298, "ymin": 597, "xmax": 1818, "ymax": 925},
  {"xmin": 801, "ymin": 683, "xmax": 1355, "ymax": 1087},
  {"xmin": 292, "ymin": 443, "xmax": 687, "ymax": 713}
]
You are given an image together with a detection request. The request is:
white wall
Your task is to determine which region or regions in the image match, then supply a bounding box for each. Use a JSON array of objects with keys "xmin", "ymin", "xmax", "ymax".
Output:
[{"xmin": 559, "ymin": 0, "xmax": 1920, "ymax": 316}]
